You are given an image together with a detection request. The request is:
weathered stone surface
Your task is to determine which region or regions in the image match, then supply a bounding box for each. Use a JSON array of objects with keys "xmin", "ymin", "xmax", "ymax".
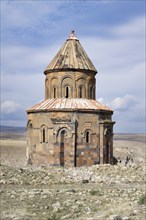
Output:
[
  {"xmin": 26, "ymin": 32, "xmax": 115, "ymax": 167},
  {"xmin": 0, "ymin": 163, "xmax": 145, "ymax": 220}
]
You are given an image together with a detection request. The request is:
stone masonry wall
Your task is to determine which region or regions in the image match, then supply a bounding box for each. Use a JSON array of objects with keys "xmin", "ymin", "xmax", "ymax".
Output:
[{"xmin": 27, "ymin": 111, "xmax": 113, "ymax": 166}]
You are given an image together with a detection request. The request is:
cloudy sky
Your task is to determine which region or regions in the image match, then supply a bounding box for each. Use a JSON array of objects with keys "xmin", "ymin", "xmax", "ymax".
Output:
[{"xmin": 1, "ymin": 0, "xmax": 145, "ymax": 133}]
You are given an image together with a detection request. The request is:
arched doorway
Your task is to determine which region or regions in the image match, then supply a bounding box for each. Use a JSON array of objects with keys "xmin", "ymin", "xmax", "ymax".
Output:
[{"xmin": 60, "ymin": 130, "xmax": 66, "ymax": 166}]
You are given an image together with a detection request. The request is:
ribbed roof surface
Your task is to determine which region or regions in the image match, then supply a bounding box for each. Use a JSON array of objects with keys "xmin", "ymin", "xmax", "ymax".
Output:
[
  {"xmin": 27, "ymin": 98, "xmax": 112, "ymax": 113},
  {"xmin": 44, "ymin": 31, "xmax": 97, "ymax": 74}
]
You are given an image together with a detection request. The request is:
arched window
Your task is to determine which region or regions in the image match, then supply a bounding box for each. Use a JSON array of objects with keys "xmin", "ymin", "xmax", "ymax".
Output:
[
  {"xmin": 79, "ymin": 86, "xmax": 83, "ymax": 98},
  {"xmin": 88, "ymin": 78, "xmax": 95, "ymax": 99},
  {"xmin": 54, "ymin": 87, "xmax": 56, "ymax": 98},
  {"xmin": 42, "ymin": 127, "xmax": 45, "ymax": 143},
  {"xmin": 89, "ymin": 86, "xmax": 93, "ymax": 99},
  {"xmin": 28, "ymin": 122, "xmax": 33, "ymax": 130},
  {"xmin": 41, "ymin": 125, "xmax": 47, "ymax": 143},
  {"xmin": 65, "ymin": 86, "xmax": 69, "ymax": 98},
  {"xmin": 85, "ymin": 130, "xmax": 90, "ymax": 143}
]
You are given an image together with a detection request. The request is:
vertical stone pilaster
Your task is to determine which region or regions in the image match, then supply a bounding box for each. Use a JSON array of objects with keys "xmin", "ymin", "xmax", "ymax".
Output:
[
  {"xmin": 99, "ymin": 123, "xmax": 104, "ymax": 164},
  {"xmin": 58, "ymin": 75, "xmax": 61, "ymax": 98}
]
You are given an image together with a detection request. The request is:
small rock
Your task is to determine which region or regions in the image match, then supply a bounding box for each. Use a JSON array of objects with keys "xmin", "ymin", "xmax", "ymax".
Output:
[
  {"xmin": 52, "ymin": 201, "xmax": 61, "ymax": 212},
  {"xmin": 67, "ymin": 189, "xmax": 76, "ymax": 193},
  {"xmin": 114, "ymin": 216, "xmax": 122, "ymax": 220},
  {"xmin": 130, "ymin": 210, "xmax": 137, "ymax": 216},
  {"xmin": 122, "ymin": 217, "xmax": 130, "ymax": 220},
  {"xmin": 45, "ymin": 205, "xmax": 49, "ymax": 209},
  {"xmin": 108, "ymin": 215, "xmax": 122, "ymax": 220},
  {"xmin": 41, "ymin": 194, "xmax": 47, "ymax": 199},
  {"xmin": 10, "ymin": 195, "xmax": 15, "ymax": 198},
  {"xmin": 18, "ymin": 168, "xmax": 24, "ymax": 173},
  {"xmin": 61, "ymin": 214, "xmax": 72, "ymax": 219},
  {"xmin": 82, "ymin": 179, "xmax": 89, "ymax": 184}
]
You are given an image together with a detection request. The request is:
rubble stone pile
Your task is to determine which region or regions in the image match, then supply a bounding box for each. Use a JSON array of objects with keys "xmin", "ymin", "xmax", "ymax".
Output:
[{"xmin": 0, "ymin": 163, "xmax": 145, "ymax": 220}]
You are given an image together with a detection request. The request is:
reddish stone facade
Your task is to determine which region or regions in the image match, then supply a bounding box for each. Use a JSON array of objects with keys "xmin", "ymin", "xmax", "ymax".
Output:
[{"xmin": 26, "ymin": 31, "xmax": 115, "ymax": 167}]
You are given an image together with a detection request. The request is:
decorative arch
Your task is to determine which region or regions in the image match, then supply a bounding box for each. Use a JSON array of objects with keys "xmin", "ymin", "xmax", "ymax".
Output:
[
  {"xmin": 51, "ymin": 76, "xmax": 59, "ymax": 81},
  {"xmin": 89, "ymin": 84, "xmax": 93, "ymax": 99},
  {"xmin": 87, "ymin": 76, "xmax": 95, "ymax": 84},
  {"xmin": 61, "ymin": 75, "xmax": 74, "ymax": 82},
  {"xmin": 104, "ymin": 128, "xmax": 112, "ymax": 137},
  {"xmin": 87, "ymin": 78, "xmax": 95, "ymax": 99},
  {"xmin": 79, "ymin": 85, "xmax": 83, "ymax": 98},
  {"xmin": 61, "ymin": 76, "xmax": 73, "ymax": 98},
  {"xmin": 76, "ymin": 76, "xmax": 86, "ymax": 82},
  {"xmin": 56, "ymin": 126, "xmax": 70, "ymax": 141},
  {"xmin": 40, "ymin": 124, "xmax": 48, "ymax": 143},
  {"xmin": 50, "ymin": 77, "xmax": 59, "ymax": 98},
  {"xmin": 76, "ymin": 77, "xmax": 86, "ymax": 98},
  {"xmin": 45, "ymin": 78, "xmax": 49, "ymax": 99},
  {"xmin": 82, "ymin": 126, "xmax": 93, "ymax": 144},
  {"xmin": 27, "ymin": 120, "xmax": 33, "ymax": 129}
]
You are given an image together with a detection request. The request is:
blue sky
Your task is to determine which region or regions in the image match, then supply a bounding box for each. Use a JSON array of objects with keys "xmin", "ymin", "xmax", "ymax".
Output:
[{"xmin": 1, "ymin": 0, "xmax": 145, "ymax": 133}]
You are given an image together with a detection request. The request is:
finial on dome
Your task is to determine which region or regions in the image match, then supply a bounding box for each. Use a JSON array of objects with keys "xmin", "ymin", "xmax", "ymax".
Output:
[{"xmin": 67, "ymin": 30, "xmax": 78, "ymax": 40}]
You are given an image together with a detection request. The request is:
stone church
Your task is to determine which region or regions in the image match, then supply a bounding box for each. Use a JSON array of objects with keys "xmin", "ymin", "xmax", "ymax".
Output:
[{"xmin": 26, "ymin": 31, "xmax": 115, "ymax": 167}]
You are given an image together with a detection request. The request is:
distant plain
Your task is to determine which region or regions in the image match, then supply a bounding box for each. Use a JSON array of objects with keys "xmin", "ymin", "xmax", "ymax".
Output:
[{"xmin": 0, "ymin": 126, "xmax": 145, "ymax": 166}]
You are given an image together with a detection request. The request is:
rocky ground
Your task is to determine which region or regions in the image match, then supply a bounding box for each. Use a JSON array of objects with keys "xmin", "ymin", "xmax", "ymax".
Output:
[{"xmin": 0, "ymin": 132, "xmax": 146, "ymax": 220}]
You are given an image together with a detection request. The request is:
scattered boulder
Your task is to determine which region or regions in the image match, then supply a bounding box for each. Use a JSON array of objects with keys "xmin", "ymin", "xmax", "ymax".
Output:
[{"xmin": 82, "ymin": 179, "xmax": 89, "ymax": 184}]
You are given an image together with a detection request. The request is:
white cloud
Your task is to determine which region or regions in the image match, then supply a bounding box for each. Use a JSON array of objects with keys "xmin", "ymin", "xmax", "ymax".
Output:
[
  {"xmin": 82, "ymin": 36, "xmax": 144, "ymax": 74},
  {"xmin": 110, "ymin": 95, "xmax": 137, "ymax": 111},
  {"xmin": 1, "ymin": 101, "xmax": 21, "ymax": 114},
  {"xmin": 1, "ymin": 43, "xmax": 62, "ymax": 74},
  {"xmin": 1, "ymin": 1, "xmax": 63, "ymax": 29},
  {"xmin": 79, "ymin": 16, "xmax": 145, "ymax": 106},
  {"xmin": 1, "ymin": 73, "xmax": 44, "ymax": 106},
  {"xmin": 1, "ymin": 3, "xmax": 145, "ymax": 133},
  {"xmin": 97, "ymin": 98, "xmax": 104, "ymax": 104},
  {"xmin": 113, "ymin": 16, "xmax": 145, "ymax": 38},
  {"xmin": 98, "ymin": 94, "xmax": 145, "ymax": 133}
]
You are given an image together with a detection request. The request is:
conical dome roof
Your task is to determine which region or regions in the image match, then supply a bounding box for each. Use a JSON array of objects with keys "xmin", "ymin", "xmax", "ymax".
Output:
[{"xmin": 44, "ymin": 31, "xmax": 97, "ymax": 74}]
